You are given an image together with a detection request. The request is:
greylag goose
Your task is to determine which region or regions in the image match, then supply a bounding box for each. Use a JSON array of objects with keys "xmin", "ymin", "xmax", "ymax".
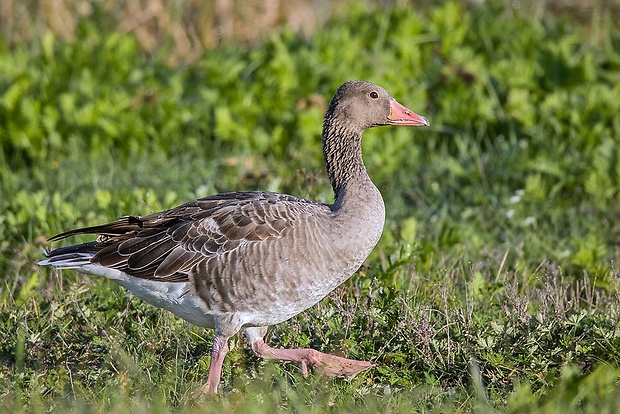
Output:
[{"xmin": 39, "ymin": 80, "xmax": 429, "ymax": 394}]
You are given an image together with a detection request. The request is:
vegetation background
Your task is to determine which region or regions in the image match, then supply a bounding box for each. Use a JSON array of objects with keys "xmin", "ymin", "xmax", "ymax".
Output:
[{"xmin": 1, "ymin": 0, "xmax": 620, "ymax": 412}]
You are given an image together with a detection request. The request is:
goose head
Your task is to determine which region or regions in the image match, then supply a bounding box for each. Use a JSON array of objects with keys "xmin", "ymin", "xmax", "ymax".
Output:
[{"xmin": 324, "ymin": 81, "xmax": 429, "ymax": 133}]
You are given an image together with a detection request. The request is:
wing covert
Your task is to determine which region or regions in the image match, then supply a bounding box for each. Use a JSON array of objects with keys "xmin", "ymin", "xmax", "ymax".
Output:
[{"xmin": 86, "ymin": 191, "xmax": 329, "ymax": 282}]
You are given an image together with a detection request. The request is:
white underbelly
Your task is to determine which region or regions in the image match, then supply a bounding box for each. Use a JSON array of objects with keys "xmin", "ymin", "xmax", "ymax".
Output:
[{"xmin": 80, "ymin": 264, "xmax": 216, "ymax": 328}]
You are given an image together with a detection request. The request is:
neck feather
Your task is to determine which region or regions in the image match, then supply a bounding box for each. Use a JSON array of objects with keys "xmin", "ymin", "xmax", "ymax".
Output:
[{"xmin": 322, "ymin": 115, "xmax": 368, "ymax": 198}]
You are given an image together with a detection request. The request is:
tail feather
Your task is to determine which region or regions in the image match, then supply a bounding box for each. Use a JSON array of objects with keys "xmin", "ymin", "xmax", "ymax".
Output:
[{"xmin": 38, "ymin": 241, "xmax": 98, "ymax": 268}]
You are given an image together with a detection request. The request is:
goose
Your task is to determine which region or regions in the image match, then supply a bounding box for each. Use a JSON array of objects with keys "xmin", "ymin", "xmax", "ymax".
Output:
[{"xmin": 39, "ymin": 80, "xmax": 429, "ymax": 394}]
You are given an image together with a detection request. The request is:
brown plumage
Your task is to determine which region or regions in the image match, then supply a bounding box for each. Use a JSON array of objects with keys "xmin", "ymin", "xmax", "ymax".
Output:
[
  {"xmin": 39, "ymin": 80, "xmax": 429, "ymax": 394},
  {"xmin": 51, "ymin": 192, "xmax": 303, "ymax": 282}
]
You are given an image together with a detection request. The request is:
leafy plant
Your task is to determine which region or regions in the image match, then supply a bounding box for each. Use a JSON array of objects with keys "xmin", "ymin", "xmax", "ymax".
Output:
[{"xmin": 1, "ymin": 1, "xmax": 620, "ymax": 412}]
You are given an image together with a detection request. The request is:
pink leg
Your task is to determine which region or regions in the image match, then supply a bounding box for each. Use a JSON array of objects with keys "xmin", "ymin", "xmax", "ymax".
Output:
[
  {"xmin": 203, "ymin": 335, "xmax": 229, "ymax": 394},
  {"xmin": 245, "ymin": 328, "xmax": 375, "ymax": 379}
]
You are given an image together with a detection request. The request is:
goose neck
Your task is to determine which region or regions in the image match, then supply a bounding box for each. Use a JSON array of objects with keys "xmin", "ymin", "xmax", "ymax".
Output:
[{"xmin": 322, "ymin": 119, "xmax": 370, "ymax": 198}]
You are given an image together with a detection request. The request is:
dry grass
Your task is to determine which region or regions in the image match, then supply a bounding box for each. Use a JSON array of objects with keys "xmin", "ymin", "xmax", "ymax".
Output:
[
  {"xmin": 1, "ymin": 0, "xmax": 618, "ymax": 65},
  {"xmin": 1, "ymin": 0, "xmax": 331, "ymax": 64}
]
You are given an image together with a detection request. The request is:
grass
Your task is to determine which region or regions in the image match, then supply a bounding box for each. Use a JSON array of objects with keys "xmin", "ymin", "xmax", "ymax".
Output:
[
  {"xmin": 2, "ymin": 0, "xmax": 620, "ymax": 412},
  {"xmin": 4, "ymin": 265, "xmax": 620, "ymax": 412}
]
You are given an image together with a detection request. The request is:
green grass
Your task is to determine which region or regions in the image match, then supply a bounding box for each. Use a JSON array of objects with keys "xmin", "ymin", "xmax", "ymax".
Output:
[{"xmin": 2, "ymin": 1, "xmax": 620, "ymax": 412}]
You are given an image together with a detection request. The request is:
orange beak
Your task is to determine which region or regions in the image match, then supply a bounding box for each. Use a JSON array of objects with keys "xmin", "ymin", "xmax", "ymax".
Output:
[{"xmin": 387, "ymin": 99, "xmax": 429, "ymax": 126}]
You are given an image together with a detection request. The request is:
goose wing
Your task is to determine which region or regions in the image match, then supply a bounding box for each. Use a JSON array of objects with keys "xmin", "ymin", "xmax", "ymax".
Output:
[{"xmin": 48, "ymin": 191, "xmax": 330, "ymax": 282}]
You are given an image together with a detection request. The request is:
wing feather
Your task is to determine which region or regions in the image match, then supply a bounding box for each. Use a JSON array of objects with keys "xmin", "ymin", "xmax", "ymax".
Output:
[
  {"xmin": 45, "ymin": 191, "xmax": 331, "ymax": 283},
  {"xmin": 155, "ymin": 248, "xmax": 198, "ymax": 277},
  {"xmin": 126, "ymin": 238, "xmax": 176, "ymax": 270}
]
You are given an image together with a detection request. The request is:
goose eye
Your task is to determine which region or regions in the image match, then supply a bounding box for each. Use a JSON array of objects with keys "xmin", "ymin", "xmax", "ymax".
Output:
[{"xmin": 369, "ymin": 91, "xmax": 379, "ymax": 99}]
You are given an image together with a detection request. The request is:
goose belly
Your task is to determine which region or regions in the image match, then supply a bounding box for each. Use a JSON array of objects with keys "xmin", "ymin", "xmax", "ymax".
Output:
[
  {"xmin": 80, "ymin": 264, "xmax": 216, "ymax": 329},
  {"xmin": 190, "ymin": 209, "xmax": 385, "ymax": 328}
]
